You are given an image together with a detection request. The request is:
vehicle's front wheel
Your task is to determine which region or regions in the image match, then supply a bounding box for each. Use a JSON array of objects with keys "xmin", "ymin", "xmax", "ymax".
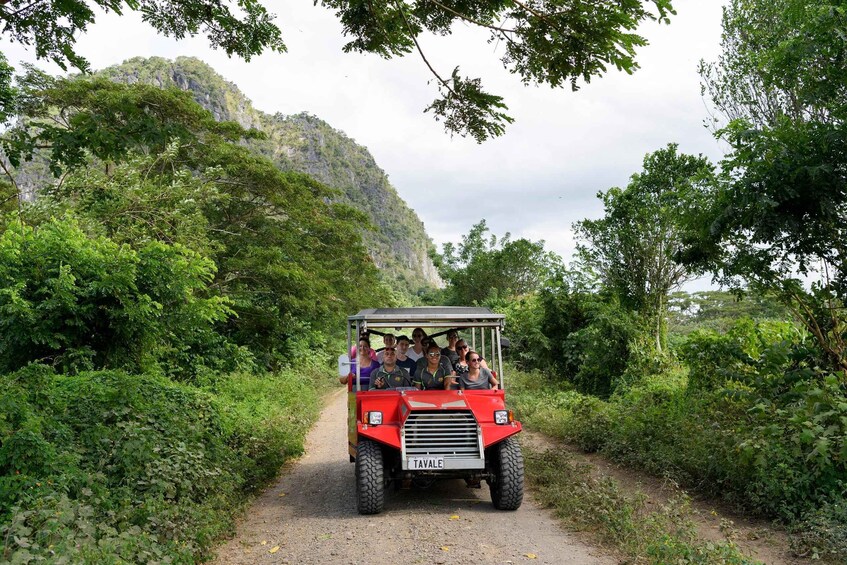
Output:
[
  {"xmin": 356, "ymin": 439, "xmax": 385, "ymax": 514},
  {"xmin": 489, "ymin": 436, "xmax": 524, "ymax": 510}
]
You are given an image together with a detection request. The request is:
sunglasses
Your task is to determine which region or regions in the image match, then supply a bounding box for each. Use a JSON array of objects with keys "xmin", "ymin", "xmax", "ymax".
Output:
[
  {"xmin": 427, "ymin": 352, "xmax": 441, "ymax": 357},
  {"xmin": 469, "ymin": 358, "xmax": 481, "ymax": 362},
  {"xmin": 457, "ymin": 345, "xmax": 468, "ymax": 350},
  {"xmin": 384, "ymin": 347, "xmax": 396, "ymax": 352}
]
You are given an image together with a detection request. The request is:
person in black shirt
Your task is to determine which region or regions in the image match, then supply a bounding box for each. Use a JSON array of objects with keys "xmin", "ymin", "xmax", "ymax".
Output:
[
  {"xmin": 395, "ymin": 335, "xmax": 417, "ymax": 377},
  {"xmin": 414, "ymin": 343, "xmax": 455, "ymax": 390},
  {"xmin": 370, "ymin": 347, "xmax": 413, "ymax": 389}
]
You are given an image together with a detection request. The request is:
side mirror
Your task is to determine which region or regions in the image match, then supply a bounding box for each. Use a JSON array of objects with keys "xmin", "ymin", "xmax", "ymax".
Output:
[{"xmin": 338, "ymin": 354, "xmax": 351, "ymax": 377}]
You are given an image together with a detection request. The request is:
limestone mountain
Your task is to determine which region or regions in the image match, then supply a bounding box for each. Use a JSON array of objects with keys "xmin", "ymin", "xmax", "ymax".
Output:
[{"xmin": 98, "ymin": 56, "xmax": 441, "ymax": 295}]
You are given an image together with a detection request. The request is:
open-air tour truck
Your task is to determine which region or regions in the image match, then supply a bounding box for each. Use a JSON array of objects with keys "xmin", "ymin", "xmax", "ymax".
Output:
[{"xmin": 339, "ymin": 307, "xmax": 523, "ymax": 515}]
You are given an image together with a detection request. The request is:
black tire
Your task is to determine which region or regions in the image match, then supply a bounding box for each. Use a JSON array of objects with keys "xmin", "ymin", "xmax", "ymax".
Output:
[
  {"xmin": 355, "ymin": 439, "xmax": 385, "ymax": 514},
  {"xmin": 489, "ymin": 436, "xmax": 524, "ymax": 510}
]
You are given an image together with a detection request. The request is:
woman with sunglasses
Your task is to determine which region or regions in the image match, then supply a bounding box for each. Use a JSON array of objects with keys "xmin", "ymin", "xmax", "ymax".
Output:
[
  {"xmin": 413, "ymin": 343, "xmax": 455, "ymax": 390},
  {"xmin": 458, "ymin": 351, "xmax": 498, "ymax": 390},
  {"xmin": 453, "ymin": 339, "xmax": 471, "ymax": 379},
  {"xmin": 454, "ymin": 340, "xmax": 489, "ymax": 375}
]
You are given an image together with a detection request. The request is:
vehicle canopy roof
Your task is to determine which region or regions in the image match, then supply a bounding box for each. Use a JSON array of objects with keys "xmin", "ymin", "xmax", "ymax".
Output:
[{"xmin": 348, "ymin": 307, "xmax": 504, "ymax": 330}]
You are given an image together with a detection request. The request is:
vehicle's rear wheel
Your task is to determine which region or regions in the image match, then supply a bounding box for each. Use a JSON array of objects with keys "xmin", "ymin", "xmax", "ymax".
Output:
[
  {"xmin": 489, "ymin": 436, "xmax": 524, "ymax": 510},
  {"xmin": 356, "ymin": 439, "xmax": 385, "ymax": 514}
]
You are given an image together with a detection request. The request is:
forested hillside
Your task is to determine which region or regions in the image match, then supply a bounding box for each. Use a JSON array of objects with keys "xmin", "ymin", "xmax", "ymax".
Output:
[
  {"xmin": 98, "ymin": 56, "xmax": 441, "ymax": 296},
  {"xmin": 0, "ymin": 55, "xmax": 401, "ymax": 562}
]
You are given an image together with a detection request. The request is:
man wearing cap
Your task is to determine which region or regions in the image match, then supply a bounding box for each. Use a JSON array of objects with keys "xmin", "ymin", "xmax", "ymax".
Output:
[{"xmin": 370, "ymin": 346, "xmax": 413, "ymax": 389}]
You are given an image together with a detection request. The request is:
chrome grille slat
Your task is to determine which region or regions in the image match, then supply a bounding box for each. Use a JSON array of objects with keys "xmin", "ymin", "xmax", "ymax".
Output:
[{"xmin": 403, "ymin": 410, "xmax": 482, "ymax": 460}]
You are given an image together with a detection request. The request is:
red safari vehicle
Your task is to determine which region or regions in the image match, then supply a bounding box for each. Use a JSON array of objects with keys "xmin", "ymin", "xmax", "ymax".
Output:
[{"xmin": 341, "ymin": 307, "xmax": 523, "ymax": 514}]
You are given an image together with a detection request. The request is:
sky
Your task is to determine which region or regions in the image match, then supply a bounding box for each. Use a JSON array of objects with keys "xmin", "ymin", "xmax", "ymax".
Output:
[{"xmin": 2, "ymin": 0, "xmax": 728, "ymax": 270}]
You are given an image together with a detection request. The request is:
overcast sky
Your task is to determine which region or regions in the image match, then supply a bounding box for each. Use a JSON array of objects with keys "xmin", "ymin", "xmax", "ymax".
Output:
[{"xmin": 3, "ymin": 0, "xmax": 727, "ymax": 268}]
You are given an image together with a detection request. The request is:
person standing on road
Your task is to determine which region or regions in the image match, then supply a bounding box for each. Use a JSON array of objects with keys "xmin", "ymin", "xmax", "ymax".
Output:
[{"xmin": 370, "ymin": 346, "xmax": 413, "ymax": 389}]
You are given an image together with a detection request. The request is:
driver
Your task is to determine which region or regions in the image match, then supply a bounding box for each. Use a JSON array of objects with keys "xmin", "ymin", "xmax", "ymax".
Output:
[{"xmin": 370, "ymin": 347, "xmax": 413, "ymax": 389}]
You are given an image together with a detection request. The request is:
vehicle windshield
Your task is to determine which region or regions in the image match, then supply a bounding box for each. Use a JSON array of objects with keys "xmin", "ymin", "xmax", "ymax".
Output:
[{"xmin": 343, "ymin": 307, "xmax": 506, "ymax": 392}]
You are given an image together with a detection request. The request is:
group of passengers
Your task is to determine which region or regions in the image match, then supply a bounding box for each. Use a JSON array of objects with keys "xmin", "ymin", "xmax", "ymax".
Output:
[{"xmin": 341, "ymin": 328, "xmax": 498, "ymax": 391}]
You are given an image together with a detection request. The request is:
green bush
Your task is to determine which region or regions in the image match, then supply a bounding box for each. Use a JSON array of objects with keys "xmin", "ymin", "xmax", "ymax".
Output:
[
  {"xmin": 679, "ymin": 318, "xmax": 797, "ymax": 391},
  {"xmin": 509, "ymin": 358, "xmax": 847, "ymax": 560},
  {"xmin": 791, "ymin": 497, "xmax": 847, "ymax": 562},
  {"xmin": 0, "ymin": 216, "xmax": 244, "ymax": 378},
  {"xmin": 0, "ymin": 365, "xmax": 321, "ymax": 563}
]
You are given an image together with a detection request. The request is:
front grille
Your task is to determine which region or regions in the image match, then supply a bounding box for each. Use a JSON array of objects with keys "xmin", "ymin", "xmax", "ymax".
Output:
[{"xmin": 403, "ymin": 410, "xmax": 481, "ymax": 458}]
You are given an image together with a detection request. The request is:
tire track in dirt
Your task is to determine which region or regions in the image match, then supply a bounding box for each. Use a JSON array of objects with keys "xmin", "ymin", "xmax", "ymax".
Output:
[{"xmin": 213, "ymin": 388, "xmax": 615, "ymax": 565}]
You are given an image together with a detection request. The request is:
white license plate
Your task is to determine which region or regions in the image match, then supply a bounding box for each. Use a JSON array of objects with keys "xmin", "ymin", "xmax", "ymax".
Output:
[{"xmin": 408, "ymin": 456, "xmax": 444, "ymax": 470}]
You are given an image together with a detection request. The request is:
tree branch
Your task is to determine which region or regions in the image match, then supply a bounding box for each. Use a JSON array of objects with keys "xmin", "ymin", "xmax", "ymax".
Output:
[
  {"xmin": 424, "ymin": 0, "xmax": 516, "ymax": 32},
  {"xmin": 392, "ymin": 0, "xmax": 455, "ymax": 95}
]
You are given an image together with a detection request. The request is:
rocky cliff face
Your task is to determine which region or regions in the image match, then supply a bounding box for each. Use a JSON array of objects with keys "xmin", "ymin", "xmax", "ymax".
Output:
[{"xmin": 99, "ymin": 57, "xmax": 441, "ymax": 292}]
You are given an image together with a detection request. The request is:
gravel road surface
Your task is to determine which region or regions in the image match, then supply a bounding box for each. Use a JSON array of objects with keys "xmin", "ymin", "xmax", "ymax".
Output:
[{"xmin": 213, "ymin": 388, "xmax": 615, "ymax": 565}]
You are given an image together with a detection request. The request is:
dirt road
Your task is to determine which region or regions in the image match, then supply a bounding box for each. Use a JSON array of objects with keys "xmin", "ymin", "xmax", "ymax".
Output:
[{"xmin": 213, "ymin": 388, "xmax": 614, "ymax": 565}]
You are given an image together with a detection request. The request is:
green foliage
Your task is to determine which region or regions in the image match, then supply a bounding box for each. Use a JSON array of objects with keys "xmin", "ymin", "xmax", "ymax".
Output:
[
  {"xmin": 0, "ymin": 53, "xmax": 15, "ymax": 127},
  {"xmin": 426, "ymin": 68, "xmax": 514, "ymax": 143},
  {"xmin": 667, "ymin": 290, "xmax": 789, "ymax": 338},
  {"xmin": 688, "ymin": 0, "xmax": 847, "ymax": 376},
  {"xmin": 4, "ymin": 0, "xmax": 676, "ymax": 139},
  {"xmin": 0, "ymin": 0, "xmax": 284, "ymax": 73},
  {"xmin": 534, "ymin": 273, "xmax": 642, "ymax": 396},
  {"xmin": 487, "ymin": 294, "xmax": 548, "ymax": 369},
  {"xmin": 8, "ymin": 74, "xmax": 384, "ymax": 368},
  {"xmin": 0, "ymin": 365, "xmax": 321, "ymax": 563},
  {"xmin": 96, "ymin": 58, "xmax": 438, "ymax": 300},
  {"xmin": 510, "ymin": 340, "xmax": 847, "ymax": 559},
  {"xmin": 679, "ymin": 318, "xmax": 798, "ymax": 391},
  {"xmin": 321, "ymin": 0, "xmax": 675, "ymax": 138},
  {"xmin": 526, "ymin": 446, "xmax": 759, "ymax": 564},
  {"xmin": 0, "ymin": 216, "xmax": 237, "ymax": 378},
  {"xmin": 435, "ymin": 219, "xmax": 562, "ymax": 305},
  {"xmin": 791, "ymin": 497, "xmax": 847, "ymax": 562},
  {"xmin": 575, "ymin": 144, "xmax": 716, "ymax": 353},
  {"xmin": 3, "ymin": 70, "xmax": 248, "ymax": 174}
]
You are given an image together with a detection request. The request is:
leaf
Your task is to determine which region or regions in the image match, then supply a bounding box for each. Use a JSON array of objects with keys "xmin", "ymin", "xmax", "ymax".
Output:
[
  {"xmin": 441, "ymin": 546, "xmax": 450, "ymax": 551},
  {"xmin": 526, "ymin": 553, "xmax": 538, "ymax": 559},
  {"xmin": 269, "ymin": 546, "xmax": 280, "ymax": 554},
  {"xmin": 449, "ymin": 514, "xmax": 460, "ymax": 520}
]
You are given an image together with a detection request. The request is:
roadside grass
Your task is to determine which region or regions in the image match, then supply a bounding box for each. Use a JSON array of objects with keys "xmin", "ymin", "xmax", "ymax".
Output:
[
  {"xmin": 507, "ymin": 364, "xmax": 756, "ymax": 564},
  {"xmin": 507, "ymin": 363, "xmax": 847, "ymax": 563},
  {"xmin": 525, "ymin": 445, "xmax": 759, "ymax": 564},
  {"xmin": 0, "ymin": 363, "xmax": 329, "ymax": 563}
]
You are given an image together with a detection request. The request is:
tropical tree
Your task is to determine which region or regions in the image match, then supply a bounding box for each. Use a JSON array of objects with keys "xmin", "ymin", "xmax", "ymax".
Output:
[
  {"xmin": 435, "ymin": 219, "xmax": 561, "ymax": 304},
  {"xmin": 7, "ymin": 72, "xmax": 383, "ymax": 367},
  {"xmin": 575, "ymin": 143, "xmax": 715, "ymax": 352},
  {"xmin": 688, "ymin": 0, "xmax": 847, "ymax": 376},
  {"xmin": 0, "ymin": 0, "xmax": 676, "ymax": 140}
]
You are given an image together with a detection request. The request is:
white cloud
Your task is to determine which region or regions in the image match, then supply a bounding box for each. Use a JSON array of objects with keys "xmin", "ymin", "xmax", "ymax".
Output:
[{"xmin": 2, "ymin": 0, "xmax": 728, "ymax": 269}]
